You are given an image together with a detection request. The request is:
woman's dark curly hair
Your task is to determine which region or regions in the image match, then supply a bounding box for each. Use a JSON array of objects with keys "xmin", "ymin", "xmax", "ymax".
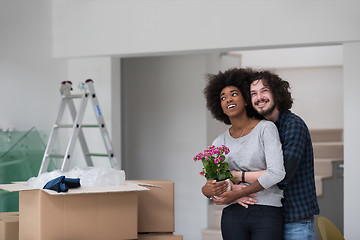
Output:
[
  {"xmin": 204, "ymin": 68, "xmax": 262, "ymax": 125},
  {"xmin": 249, "ymin": 70, "xmax": 293, "ymax": 111}
]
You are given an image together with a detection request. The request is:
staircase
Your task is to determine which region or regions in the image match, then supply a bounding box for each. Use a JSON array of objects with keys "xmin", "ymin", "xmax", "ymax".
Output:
[
  {"xmin": 311, "ymin": 129, "xmax": 343, "ymax": 196},
  {"xmin": 201, "ymin": 129, "xmax": 344, "ymax": 240}
]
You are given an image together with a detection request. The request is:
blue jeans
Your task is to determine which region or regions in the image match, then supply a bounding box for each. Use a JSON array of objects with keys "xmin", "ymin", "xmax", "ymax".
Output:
[
  {"xmin": 284, "ymin": 219, "xmax": 314, "ymax": 240},
  {"xmin": 221, "ymin": 204, "xmax": 283, "ymax": 240}
]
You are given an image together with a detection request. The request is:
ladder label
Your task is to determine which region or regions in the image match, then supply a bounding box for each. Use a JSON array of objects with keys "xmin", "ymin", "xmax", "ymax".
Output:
[{"xmin": 95, "ymin": 104, "xmax": 102, "ymax": 117}]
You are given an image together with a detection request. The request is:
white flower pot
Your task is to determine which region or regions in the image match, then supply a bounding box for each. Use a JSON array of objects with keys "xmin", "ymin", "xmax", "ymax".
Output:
[{"xmin": 213, "ymin": 178, "xmax": 231, "ymax": 199}]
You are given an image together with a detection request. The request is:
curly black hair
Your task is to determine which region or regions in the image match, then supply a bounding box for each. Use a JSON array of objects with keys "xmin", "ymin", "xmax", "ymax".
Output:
[
  {"xmin": 204, "ymin": 68, "xmax": 262, "ymax": 125},
  {"xmin": 249, "ymin": 70, "xmax": 293, "ymax": 111}
]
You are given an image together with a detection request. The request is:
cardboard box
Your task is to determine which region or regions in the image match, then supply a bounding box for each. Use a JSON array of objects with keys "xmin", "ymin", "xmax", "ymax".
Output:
[
  {"xmin": 137, "ymin": 233, "xmax": 183, "ymax": 240},
  {"xmin": 0, "ymin": 212, "xmax": 19, "ymax": 240},
  {"xmin": 128, "ymin": 180, "xmax": 174, "ymax": 233},
  {"xmin": 0, "ymin": 182, "xmax": 149, "ymax": 240}
]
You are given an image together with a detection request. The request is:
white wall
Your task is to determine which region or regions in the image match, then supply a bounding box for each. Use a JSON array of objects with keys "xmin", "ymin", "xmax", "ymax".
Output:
[
  {"xmin": 234, "ymin": 45, "xmax": 343, "ymax": 69},
  {"xmin": 0, "ymin": 0, "xmax": 67, "ymax": 132},
  {"xmin": 53, "ymin": 1, "xmax": 360, "ymax": 57},
  {"xmin": 277, "ymin": 66, "xmax": 343, "ymax": 129},
  {"xmin": 121, "ymin": 55, "xmax": 208, "ymax": 240},
  {"xmin": 343, "ymin": 41, "xmax": 360, "ymax": 240}
]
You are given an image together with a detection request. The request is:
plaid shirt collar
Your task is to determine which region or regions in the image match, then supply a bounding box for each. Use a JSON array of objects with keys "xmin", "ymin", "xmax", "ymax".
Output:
[{"xmin": 275, "ymin": 109, "xmax": 290, "ymax": 127}]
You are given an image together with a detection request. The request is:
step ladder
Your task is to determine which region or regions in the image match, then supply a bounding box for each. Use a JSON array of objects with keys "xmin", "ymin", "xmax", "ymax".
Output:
[{"xmin": 38, "ymin": 79, "xmax": 119, "ymax": 175}]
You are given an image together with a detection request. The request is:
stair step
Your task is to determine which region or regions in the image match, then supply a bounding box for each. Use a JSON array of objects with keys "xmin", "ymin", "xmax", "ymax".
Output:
[
  {"xmin": 315, "ymin": 175, "xmax": 323, "ymax": 196},
  {"xmin": 314, "ymin": 159, "xmax": 343, "ymax": 196},
  {"xmin": 314, "ymin": 158, "xmax": 338, "ymax": 178},
  {"xmin": 310, "ymin": 129, "xmax": 343, "ymax": 142},
  {"xmin": 202, "ymin": 229, "xmax": 222, "ymax": 240},
  {"xmin": 313, "ymin": 142, "xmax": 343, "ymax": 159}
]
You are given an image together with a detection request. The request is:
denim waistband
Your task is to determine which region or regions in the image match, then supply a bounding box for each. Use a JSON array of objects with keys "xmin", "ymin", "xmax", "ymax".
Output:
[{"xmin": 286, "ymin": 216, "xmax": 314, "ymax": 223}]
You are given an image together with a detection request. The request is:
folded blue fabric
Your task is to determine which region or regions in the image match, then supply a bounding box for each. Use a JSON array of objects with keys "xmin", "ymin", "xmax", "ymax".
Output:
[
  {"xmin": 64, "ymin": 177, "xmax": 81, "ymax": 188},
  {"xmin": 43, "ymin": 176, "xmax": 81, "ymax": 193}
]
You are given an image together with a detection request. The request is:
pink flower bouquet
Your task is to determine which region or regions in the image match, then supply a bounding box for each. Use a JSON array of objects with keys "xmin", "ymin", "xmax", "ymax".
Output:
[{"xmin": 193, "ymin": 145, "xmax": 235, "ymax": 181}]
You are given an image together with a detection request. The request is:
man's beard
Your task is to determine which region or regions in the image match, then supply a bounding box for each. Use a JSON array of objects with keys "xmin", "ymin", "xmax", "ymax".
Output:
[{"xmin": 256, "ymin": 100, "xmax": 276, "ymax": 117}]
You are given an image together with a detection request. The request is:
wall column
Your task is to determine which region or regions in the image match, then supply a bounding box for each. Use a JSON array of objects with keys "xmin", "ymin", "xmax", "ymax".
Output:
[{"xmin": 343, "ymin": 41, "xmax": 360, "ymax": 239}]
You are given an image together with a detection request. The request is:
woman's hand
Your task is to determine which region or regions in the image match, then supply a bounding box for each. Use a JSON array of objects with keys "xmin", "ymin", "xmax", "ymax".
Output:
[{"xmin": 201, "ymin": 180, "xmax": 229, "ymax": 198}]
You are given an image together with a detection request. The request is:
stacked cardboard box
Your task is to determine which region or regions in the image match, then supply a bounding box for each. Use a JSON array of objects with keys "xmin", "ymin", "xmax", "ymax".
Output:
[
  {"xmin": 0, "ymin": 180, "xmax": 183, "ymax": 240},
  {"xmin": 130, "ymin": 180, "xmax": 183, "ymax": 239},
  {"xmin": 137, "ymin": 233, "xmax": 183, "ymax": 240},
  {"xmin": 0, "ymin": 212, "xmax": 19, "ymax": 240}
]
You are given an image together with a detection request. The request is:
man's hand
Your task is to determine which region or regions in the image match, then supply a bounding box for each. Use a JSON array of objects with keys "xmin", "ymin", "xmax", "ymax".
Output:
[
  {"xmin": 213, "ymin": 182, "xmax": 260, "ymax": 206},
  {"xmin": 235, "ymin": 196, "xmax": 258, "ymax": 208},
  {"xmin": 201, "ymin": 179, "xmax": 229, "ymax": 198},
  {"xmin": 231, "ymin": 183, "xmax": 257, "ymax": 208},
  {"xmin": 212, "ymin": 190, "xmax": 239, "ymax": 205},
  {"xmin": 213, "ymin": 190, "xmax": 259, "ymax": 205},
  {"xmin": 231, "ymin": 183, "xmax": 247, "ymax": 191}
]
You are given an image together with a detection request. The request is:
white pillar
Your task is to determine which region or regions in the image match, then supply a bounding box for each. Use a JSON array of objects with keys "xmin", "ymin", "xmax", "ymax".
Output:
[{"xmin": 343, "ymin": 41, "xmax": 360, "ymax": 239}]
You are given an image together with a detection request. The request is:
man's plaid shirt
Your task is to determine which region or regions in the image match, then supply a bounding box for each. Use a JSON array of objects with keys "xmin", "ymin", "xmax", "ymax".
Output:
[{"xmin": 276, "ymin": 110, "xmax": 320, "ymax": 223}]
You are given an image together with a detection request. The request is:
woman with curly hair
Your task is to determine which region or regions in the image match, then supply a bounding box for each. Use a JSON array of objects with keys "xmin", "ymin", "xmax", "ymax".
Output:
[{"xmin": 201, "ymin": 68, "xmax": 286, "ymax": 240}]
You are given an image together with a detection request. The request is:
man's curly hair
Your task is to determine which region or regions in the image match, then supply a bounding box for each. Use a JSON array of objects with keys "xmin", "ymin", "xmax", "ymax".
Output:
[
  {"xmin": 204, "ymin": 68, "xmax": 262, "ymax": 125},
  {"xmin": 249, "ymin": 70, "xmax": 293, "ymax": 111}
]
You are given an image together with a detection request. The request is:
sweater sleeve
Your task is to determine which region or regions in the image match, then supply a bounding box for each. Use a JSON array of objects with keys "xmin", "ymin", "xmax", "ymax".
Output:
[{"xmin": 257, "ymin": 122, "xmax": 286, "ymax": 189}]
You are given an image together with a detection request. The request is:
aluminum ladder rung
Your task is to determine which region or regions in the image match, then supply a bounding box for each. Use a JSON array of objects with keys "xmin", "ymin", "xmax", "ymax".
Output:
[
  {"xmin": 62, "ymin": 94, "xmax": 82, "ymax": 99},
  {"xmin": 54, "ymin": 124, "xmax": 100, "ymax": 128},
  {"xmin": 47, "ymin": 154, "xmax": 65, "ymax": 158},
  {"xmin": 86, "ymin": 153, "xmax": 111, "ymax": 157},
  {"xmin": 54, "ymin": 124, "xmax": 73, "ymax": 128}
]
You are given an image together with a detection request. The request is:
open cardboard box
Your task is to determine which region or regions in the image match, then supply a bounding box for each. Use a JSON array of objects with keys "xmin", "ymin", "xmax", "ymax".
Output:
[{"xmin": 0, "ymin": 182, "xmax": 149, "ymax": 240}]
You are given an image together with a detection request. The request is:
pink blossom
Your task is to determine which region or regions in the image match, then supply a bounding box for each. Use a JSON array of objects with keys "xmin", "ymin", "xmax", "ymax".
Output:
[
  {"xmin": 193, "ymin": 153, "xmax": 203, "ymax": 161},
  {"xmin": 194, "ymin": 144, "xmax": 232, "ymax": 181},
  {"xmin": 222, "ymin": 145, "xmax": 230, "ymax": 154}
]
